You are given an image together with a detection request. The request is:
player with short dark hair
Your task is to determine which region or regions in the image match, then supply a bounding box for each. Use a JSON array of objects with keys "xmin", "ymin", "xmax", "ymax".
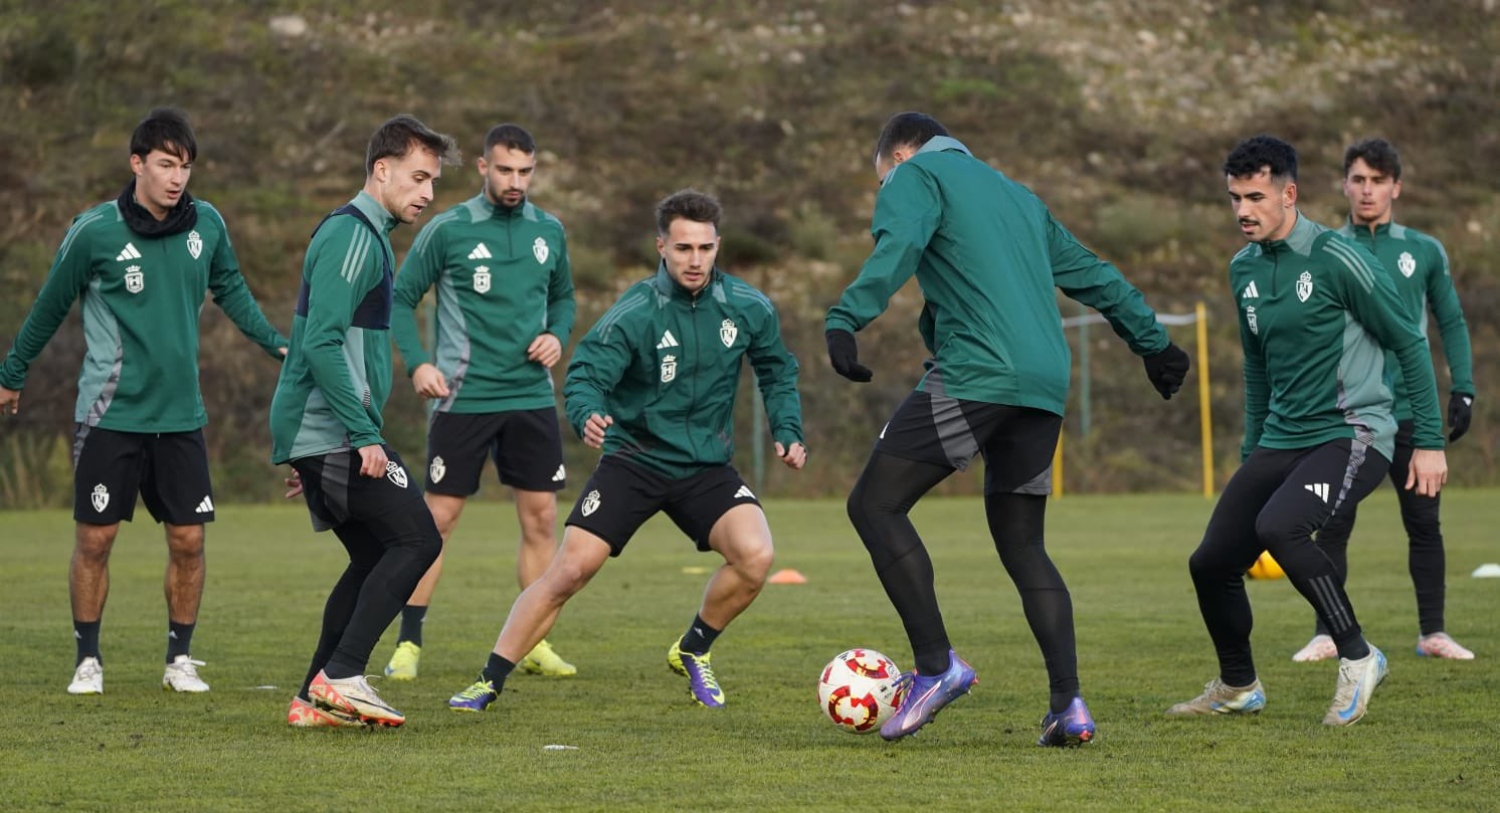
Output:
[
  {"xmin": 0, "ymin": 107, "xmax": 287, "ymax": 696},
  {"xmin": 1167, "ymin": 135, "xmax": 1447, "ymax": 727},
  {"xmin": 274, "ymin": 114, "xmax": 459, "ymax": 728},
  {"xmin": 446, "ymin": 188, "xmax": 806, "ymax": 713},
  {"xmin": 1288, "ymin": 138, "xmax": 1476, "ymax": 663},
  {"xmin": 826, "ymin": 111, "xmax": 1189, "ymax": 745},
  {"xmin": 379, "ymin": 123, "xmax": 578, "ymax": 681}
]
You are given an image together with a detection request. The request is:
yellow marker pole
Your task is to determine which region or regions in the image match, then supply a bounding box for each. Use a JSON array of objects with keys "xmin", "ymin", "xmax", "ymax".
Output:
[
  {"xmin": 1052, "ymin": 431, "xmax": 1064, "ymax": 499},
  {"xmin": 1196, "ymin": 301, "xmax": 1214, "ymax": 497}
]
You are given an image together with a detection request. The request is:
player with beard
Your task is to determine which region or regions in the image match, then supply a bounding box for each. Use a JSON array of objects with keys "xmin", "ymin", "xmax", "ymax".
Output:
[{"xmin": 379, "ymin": 124, "xmax": 578, "ymax": 681}]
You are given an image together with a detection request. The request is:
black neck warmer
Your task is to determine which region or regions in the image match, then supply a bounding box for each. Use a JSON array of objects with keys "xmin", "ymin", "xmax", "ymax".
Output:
[{"xmin": 117, "ymin": 180, "xmax": 198, "ymax": 237}]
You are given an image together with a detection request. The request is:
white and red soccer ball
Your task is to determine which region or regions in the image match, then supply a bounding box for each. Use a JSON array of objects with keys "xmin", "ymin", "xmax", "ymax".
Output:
[{"xmin": 817, "ymin": 648, "xmax": 908, "ymax": 734}]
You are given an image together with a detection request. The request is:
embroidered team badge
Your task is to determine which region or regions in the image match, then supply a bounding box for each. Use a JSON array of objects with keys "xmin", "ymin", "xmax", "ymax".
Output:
[
  {"xmin": 1246, "ymin": 306, "xmax": 1258, "ymax": 336},
  {"xmin": 124, "ymin": 265, "xmax": 144, "ymax": 294},
  {"xmin": 90, "ymin": 484, "xmax": 110, "ymax": 513},
  {"xmin": 533, "ymin": 237, "xmax": 549, "ymax": 264},
  {"xmin": 1296, "ymin": 271, "xmax": 1314, "ymax": 303},
  {"xmin": 720, "ymin": 319, "xmax": 738, "ymax": 347},
  {"xmin": 386, "ymin": 461, "xmax": 409, "ymax": 489},
  {"xmin": 660, "ymin": 354, "xmax": 677, "ymax": 383},
  {"xmin": 429, "ymin": 456, "xmax": 446, "ymax": 484},
  {"xmin": 581, "ymin": 489, "xmax": 601, "ymax": 517},
  {"xmin": 473, "ymin": 265, "xmax": 491, "ymax": 294},
  {"xmin": 186, "ymin": 230, "xmax": 203, "ymax": 260},
  {"xmin": 1398, "ymin": 251, "xmax": 1416, "ymax": 278}
]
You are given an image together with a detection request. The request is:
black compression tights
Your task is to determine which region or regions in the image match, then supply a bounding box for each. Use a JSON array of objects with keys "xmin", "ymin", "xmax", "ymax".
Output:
[{"xmin": 847, "ymin": 452, "xmax": 1079, "ymax": 711}]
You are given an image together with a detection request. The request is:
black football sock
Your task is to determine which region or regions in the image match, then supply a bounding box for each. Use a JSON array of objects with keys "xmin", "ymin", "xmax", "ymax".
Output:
[
  {"xmin": 985, "ymin": 492, "xmax": 1081, "ymax": 714},
  {"xmin": 679, "ymin": 614, "xmax": 721, "ymax": 655},
  {"xmin": 166, "ymin": 621, "xmax": 195, "ymax": 662},
  {"xmin": 483, "ymin": 652, "xmax": 517, "ymax": 690},
  {"xmin": 74, "ymin": 620, "xmax": 101, "ymax": 666},
  {"xmin": 399, "ymin": 605, "xmax": 427, "ymax": 647}
]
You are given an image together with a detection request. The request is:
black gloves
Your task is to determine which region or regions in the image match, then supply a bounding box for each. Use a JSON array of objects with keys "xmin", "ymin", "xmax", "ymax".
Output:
[
  {"xmin": 1143, "ymin": 343, "xmax": 1190, "ymax": 400},
  {"xmin": 826, "ymin": 329, "xmax": 872, "ymax": 382},
  {"xmin": 1448, "ymin": 392, "xmax": 1474, "ymax": 443}
]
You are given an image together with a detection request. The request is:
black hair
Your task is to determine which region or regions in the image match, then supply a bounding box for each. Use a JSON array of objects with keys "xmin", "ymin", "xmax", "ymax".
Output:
[
  {"xmin": 655, "ymin": 189, "xmax": 721, "ymax": 235},
  {"xmin": 483, "ymin": 123, "xmax": 536, "ymax": 156},
  {"xmin": 1343, "ymin": 138, "xmax": 1401, "ymax": 181},
  {"xmin": 873, "ymin": 112, "xmax": 949, "ymax": 163},
  {"xmin": 130, "ymin": 108, "xmax": 196, "ymax": 162},
  {"xmin": 365, "ymin": 114, "xmax": 461, "ymax": 175},
  {"xmin": 1223, "ymin": 135, "xmax": 1298, "ymax": 183}
]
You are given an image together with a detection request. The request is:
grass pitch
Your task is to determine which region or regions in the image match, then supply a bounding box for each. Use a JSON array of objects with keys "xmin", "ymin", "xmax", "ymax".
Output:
[{"xmin": 1, "ymin": 492, "xmax": 1495, "ymax": 811}]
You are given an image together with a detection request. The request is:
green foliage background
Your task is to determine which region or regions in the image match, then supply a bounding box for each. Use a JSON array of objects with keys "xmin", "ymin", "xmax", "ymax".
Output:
[{"xmin": 3, "ymin": 1, "xmax": 1499, "ymax": 505}]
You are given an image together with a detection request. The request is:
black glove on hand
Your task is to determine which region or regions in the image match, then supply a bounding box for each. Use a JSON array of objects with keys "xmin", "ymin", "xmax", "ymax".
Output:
[
  {"xmin": 1143, "ymin": 343, "xmax": 1190, "ymax": 400},
  {"xmin": 826, "ymin": 329, "xmax": 873, "ymax": 382},
  {"xmin": 1448, "ymin": 392, "xmax": 1474, "ymax": 443}
]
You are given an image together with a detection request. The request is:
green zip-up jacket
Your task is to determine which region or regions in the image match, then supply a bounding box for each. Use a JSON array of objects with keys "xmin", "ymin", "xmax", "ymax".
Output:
[
  {"xmin": 1232, "ymin": 211, "xmax": 1442, "ymax": 462},
  {"xmin": 1335, "ymin": 217, "xmax": 1473, "ymax": 419},
  {"xmin": 564, "ymin": 264, "xmax": 803, "ymax": 480},
  {"xmin": 0, "ymin": 198, "xmax": 285, "ymax": 432},
  {"xmin": 825, "ymin": 136, "xmax": 1169, "ymax": 413},
  {"xmin": 270, "ymin": 192, "xmax": 397, "ymax": 463},
  {"xmin": 391, "ymin": 194, "xmax": 576, "ymax": 413}
]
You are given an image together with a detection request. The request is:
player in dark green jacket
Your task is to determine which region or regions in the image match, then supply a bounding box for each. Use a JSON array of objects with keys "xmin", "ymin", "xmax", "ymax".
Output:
[
  {"xmin": 825, "ymin": 112, "xmax": 1189, "ymax": 745},
  {"xmin": 272, "ymin": 115, "xmax": 457, "ymax": 729},
  {"xmin": 1290, "ymin": 138, "xmax": 1476, "ymax": 663},
  {"xmin": 381, "ymin": 124, "xmax": 579, "ymax": 681},
  {"xmin": 1169, "ymin": 136, "xmax": 1447, "ymax": 728},
  {"xmin": 447, "ymin": 189, "xmax": 805, "ymax": 714},
  {"xmin": 0, "ymin": 109, "xmax": 286, "ymax": 697}
]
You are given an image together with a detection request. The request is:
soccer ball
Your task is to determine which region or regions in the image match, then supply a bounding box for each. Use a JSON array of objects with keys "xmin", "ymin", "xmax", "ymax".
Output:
[
  {"xmin": 817, "ymin": 649, "xmax": 908, "ymax": 734},
  {"xmin": 1247, "ymin": 551, "xmax": 1285, "ymax": 580}
]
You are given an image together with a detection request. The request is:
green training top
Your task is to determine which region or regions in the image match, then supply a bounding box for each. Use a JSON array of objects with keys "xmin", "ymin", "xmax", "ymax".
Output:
[
  {"xmin": 270, "ymin": 192, "xmax": 398, "ymax": 464},
  {"xmin": 564, "ymin": 264, "xmax": 803, "ymax": 481},
  {"xmin": 391, "ymin": 194, "xmax": 576, "ymax": 413},
  {"xmin": 1231, "ymin": 211, "xmax": 1443, "ymax": 462},
  {"xmin": 825, "ymin": 136, "xmax": 1168, "ymax": 414},
  {"xmin": 0, "ymin": 198, "xmax": 285, "ymax": 432},
  {"xmin": 1335, "ymin": 217, "xmax": 1474, "ymax": 420}
]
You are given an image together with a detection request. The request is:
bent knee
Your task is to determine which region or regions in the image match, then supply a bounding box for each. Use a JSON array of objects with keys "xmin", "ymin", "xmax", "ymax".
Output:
[{"xmin": 734, "ymin": 541, "xmax": 775, "ymax": 583}]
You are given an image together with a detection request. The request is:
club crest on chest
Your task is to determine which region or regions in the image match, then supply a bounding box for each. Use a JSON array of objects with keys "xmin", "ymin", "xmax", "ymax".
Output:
[{"xmin": 1296, "ymin": 271, "xmax": 1313, "ymax": 303}]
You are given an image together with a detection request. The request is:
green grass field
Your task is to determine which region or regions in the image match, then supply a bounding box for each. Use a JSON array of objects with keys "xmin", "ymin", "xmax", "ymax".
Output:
[{"xmin": 1, "ymin": 492, "xmax": 1495, "ymax": 812}]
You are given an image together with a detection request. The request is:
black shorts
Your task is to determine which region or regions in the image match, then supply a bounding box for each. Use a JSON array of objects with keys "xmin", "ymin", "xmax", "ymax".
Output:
[
  {"xmin": 71, "ymin": 425, "xmax": 214, "ymax": 525},
  {"xmin": 564, "ymin": 456, "xmax": 761, "ymax": 556},
  {"xmin": 425, "ymin": 408, "xmax": 566, "ymax": 495},
  {"xmin": 291, "ymin": 446, "xmax": 432, "ymax": 534},
  {"xmin": 874, "ymin": 392, "xmax": 1062, "ymax": 495}
]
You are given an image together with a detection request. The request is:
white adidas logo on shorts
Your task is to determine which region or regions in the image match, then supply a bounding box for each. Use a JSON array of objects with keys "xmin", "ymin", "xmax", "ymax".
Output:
[
  {"xmin": 194, "ymin": 496, "xmax": 215, "ymax": 513},
  {"xmin": 733, "ymin": 485, "xmax": 755, "ymax": 500}
]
